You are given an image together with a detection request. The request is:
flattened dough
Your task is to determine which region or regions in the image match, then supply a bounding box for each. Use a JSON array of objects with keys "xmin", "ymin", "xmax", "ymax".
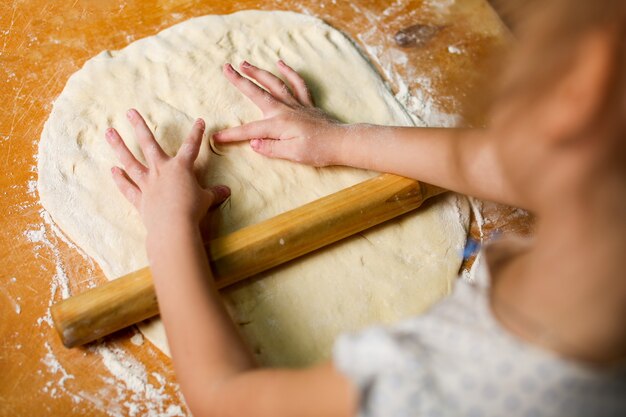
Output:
[{"xmin": 38, "ymin": 10, "xmax": 469, "ymax": 366}]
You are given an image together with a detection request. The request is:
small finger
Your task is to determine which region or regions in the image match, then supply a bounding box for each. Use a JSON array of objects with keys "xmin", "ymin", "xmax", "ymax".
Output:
[
  {"xmin": 105, "ymin": 128, "xmax": 147, "ymax": 184},
  {"xmin": 126, "ymin": 108, "xmax": 167, "ymax": 167},
  {"xmin": 177, "ymin": 118, "xmax": 205, "ymax": 165},
  {"xmin": 223, "ymin": 63, "xmax": 280, "ymax": 115},
  {"xmin": 239, "ymin": 61, "xmax": 298, "ymax": 105},
  {"xmin": 277, "ymin": 60, "xmax": 314, "ymax": 107},
  {"xmin": 111, "ymin": 166, "xmax": 142, "ymax": 209},
  {"xmin": 206, "ymin": 185, "xmax": 231, "ymax": 207},
  {"xmin": 213, "ymin": 119, "xmax": 278, "ymax": 143}
]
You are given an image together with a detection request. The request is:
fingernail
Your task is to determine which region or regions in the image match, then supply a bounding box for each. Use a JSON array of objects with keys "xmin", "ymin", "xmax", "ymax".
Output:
[
  {"xmin": 111, "ymin": 167, "xmax": 117, "ymax": 174},
  {"xmin": 216, "ymin": 185, "xmax": 231, "ymax": 197},
  {"xmin": 126, "ymin": 109, "xmax": 135, "ymax": 119},
  {"xmin": 105, "ymin": 128, "xmax": 115, "ymax": 139},
  {"xmin": 241, "ymin": 60, "xmax": 251, "ymax": 68},
  {"xmin": 195, "ymin": 118, "xmax": 205, "ymax": 128},
  {"xmin": 250, "ymin": 138, "xmax": 260, "ymax": 149},
  {"xmin": 224, "ymin": 63, "xmax": 233, "ymax": 73},
  {"xmin": 277, "ymin": 60, "xmax": 285, "ymax": 66}
]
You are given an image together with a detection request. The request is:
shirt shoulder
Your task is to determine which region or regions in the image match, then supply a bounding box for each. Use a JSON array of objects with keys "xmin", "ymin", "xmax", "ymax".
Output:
[{"xmin": 333, "ymin": 243, "xmax": 626, "ymax": 417}]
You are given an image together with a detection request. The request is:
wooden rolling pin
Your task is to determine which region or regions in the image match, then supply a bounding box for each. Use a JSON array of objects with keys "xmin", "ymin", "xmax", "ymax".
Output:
[{"xmin": 51, "ymin": 174, "xmax": 446, "ymax": 348}]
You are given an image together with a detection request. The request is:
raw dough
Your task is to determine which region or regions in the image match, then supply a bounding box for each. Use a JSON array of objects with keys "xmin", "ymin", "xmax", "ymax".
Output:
[{"xmin": 38, "ymin": 10, "xmax": 469, "ymax": 367}]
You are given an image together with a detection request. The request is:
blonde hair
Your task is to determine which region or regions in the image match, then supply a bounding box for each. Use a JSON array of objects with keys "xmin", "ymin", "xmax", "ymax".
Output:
[{"xmin": 485, "ymin": 0, "xmax": 626, "ymax": 146}]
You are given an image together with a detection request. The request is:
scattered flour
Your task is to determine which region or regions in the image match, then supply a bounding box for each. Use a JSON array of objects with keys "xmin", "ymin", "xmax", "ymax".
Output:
[
  {"xmin": 356, "ymin": 22, "xmax": 461, "ymax": 128},
  {"xmin": 27, "ymin": 179, "xmax": 37, "ymax": 195},
  {"xmin": 469, "ymin": 197, "xmax": 485, "ymax": 240},
  {"xmin": 27, "ymin": 206, "xmax": 186, "ymax": 416},
  {"xmin": 92, "ymin": 345, "xmax": 186, "ymax": 417},
  {"xmin": 130, "ymin": 332, "xmax": 144, "ymax": 346},
  {"xmin": 424, "ymin": 0, "xmax": 456, "ymax": 13},
  {"xmin": 405, "ymin": 76, "xmax": 462, "ymax": 127},
  {"xmin": 483, "ymin": 206, "xmax": 530, "ymax": 226},
  {"xmin": 24, "ymin": 215, "xmax": 71, "ymax": 300},
  {"xmin": 448, "ymin": 45, "xmax": 463, "ymax": 54},
  {"xmin": 0, "ymin": 285, "xmax": 21, "ymax": 315},
  {"xmin": 41, "ymin": 342, "xmax": 82, "ymax": 404}
]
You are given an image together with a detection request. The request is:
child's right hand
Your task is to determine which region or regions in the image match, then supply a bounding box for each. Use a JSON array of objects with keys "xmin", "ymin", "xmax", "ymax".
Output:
[{"xmin": 213, "ymin": 61, "xmax": 348, "ymax": 167}]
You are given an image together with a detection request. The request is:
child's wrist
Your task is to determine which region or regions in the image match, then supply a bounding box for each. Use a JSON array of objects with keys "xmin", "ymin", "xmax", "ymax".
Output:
[
  {"xmin": 331, "ymin": 123, "xmax": 369, "ymax": 168},
  {"xmin": 145, "ymin": 219, "xmax": 201, "ymax": 252},
  {"xmin": 323, "ymin": 123, "xmax": 349, "ymax": 166}
]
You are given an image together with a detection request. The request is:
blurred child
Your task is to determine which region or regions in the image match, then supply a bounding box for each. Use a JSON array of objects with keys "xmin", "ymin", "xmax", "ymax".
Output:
[{"xmin": 104, "ymin": 0, "xmax": 626, "ymax": 415}]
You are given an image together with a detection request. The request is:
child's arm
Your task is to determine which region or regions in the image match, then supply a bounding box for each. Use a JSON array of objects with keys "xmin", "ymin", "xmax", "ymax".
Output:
[
  {"xmin": 105, "ymin": 109, "xmax": 356, "ymax": 417},
  {"xmin": 214, "ymin": 61, "xmax": 520, "ymax": 208}
]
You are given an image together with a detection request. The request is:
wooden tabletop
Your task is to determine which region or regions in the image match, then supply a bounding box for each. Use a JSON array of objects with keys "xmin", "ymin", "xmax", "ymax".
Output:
[{"xmin": 0, "ymin": 1, "xmax": 530, "ymax": 415}]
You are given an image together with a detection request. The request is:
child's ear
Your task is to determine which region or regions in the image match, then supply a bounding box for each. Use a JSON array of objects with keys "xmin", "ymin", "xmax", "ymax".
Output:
[{"xmin": 542, "ymin": 29, "xmax": 615, "ymax": 145}]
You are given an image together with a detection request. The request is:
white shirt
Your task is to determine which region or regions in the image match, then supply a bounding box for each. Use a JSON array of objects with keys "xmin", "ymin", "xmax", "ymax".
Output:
[{"xmin": 333, "ymin": 242, "xmax": 626, "ymax": 417}]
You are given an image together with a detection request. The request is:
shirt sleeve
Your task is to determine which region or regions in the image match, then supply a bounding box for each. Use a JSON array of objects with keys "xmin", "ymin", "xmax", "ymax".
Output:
[{"xmin": 333, "ymin": 326, "xmax": 443, "ymax": 417}]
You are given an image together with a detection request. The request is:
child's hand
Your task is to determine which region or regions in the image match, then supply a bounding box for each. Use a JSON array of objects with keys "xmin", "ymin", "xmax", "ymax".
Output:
[
  {"xmin": 105, "ymin": 109, "xmax": 230, "ymax": 236},
  {"xmin": 213, "ymin": 61, "xmax": 347, "ymax": 167}
]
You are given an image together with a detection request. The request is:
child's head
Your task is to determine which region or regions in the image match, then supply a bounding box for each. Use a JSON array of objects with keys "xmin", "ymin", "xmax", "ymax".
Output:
[{"xmin": 488, "ymin": 0, "xmax": 626, "ymax": 211}]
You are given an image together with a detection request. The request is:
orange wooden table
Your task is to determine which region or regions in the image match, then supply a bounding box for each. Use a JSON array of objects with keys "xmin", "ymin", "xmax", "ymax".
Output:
[{"xmin": 0, "ymin": 1, "xmax": 529, "ymax": 415}]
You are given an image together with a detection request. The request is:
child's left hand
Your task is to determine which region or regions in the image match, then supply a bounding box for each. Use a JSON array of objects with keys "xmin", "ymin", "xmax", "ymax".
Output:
[{"xmin": 105, "ymin": 109, "xmax": 230, "ymax": 237}]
